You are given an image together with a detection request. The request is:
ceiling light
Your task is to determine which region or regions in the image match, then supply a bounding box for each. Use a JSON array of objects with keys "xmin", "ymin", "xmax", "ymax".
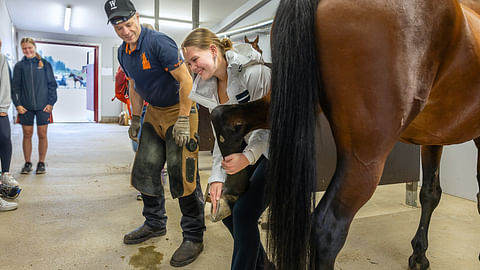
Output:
[{"xmin": 64, "ymin": 6, "xmax": 72, "ymax": 31}]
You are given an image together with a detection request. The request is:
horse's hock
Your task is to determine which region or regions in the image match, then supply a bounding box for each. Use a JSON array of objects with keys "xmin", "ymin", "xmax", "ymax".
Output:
[{"xmin": 315, "ymin": 114, "xmax": 420, "ymax": 205}]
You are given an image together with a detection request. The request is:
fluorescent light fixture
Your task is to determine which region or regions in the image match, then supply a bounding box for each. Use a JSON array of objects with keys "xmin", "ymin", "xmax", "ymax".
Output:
[{"xmin": 64, "ymin": 6, "xmax": 72, "ymax": 31}]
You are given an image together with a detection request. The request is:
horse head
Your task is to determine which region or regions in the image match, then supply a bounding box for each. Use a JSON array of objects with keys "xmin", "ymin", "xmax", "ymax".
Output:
[
  {"xmin": 211, "ymin": 95, "xmax": 270, "ymax": 157},
  {"xmin": 210, "ymin": 94, "xmax": 270, "ymax": 201},
  {"xmin": 244, "ymin": 35, "xmax": 262, "ymax": 55}
]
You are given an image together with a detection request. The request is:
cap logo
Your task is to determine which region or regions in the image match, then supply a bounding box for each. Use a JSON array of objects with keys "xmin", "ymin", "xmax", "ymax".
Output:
[{"xmin": 109, "ymin": 0, "xmax": 117, "ymax": 10}]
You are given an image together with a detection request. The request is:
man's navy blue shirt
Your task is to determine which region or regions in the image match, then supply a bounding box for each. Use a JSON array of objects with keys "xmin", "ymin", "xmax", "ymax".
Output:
[{"xmin": 118, "ymin": 26, "xmax": 183, "ymax": 107}]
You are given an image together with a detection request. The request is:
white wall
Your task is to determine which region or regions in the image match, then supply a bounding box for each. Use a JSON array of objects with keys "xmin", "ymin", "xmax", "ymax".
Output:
[
  {"xmin": 0, "ymin": 0, "xmax": 15, "ymax": 119},
  {"xmin": 440, "ymin": 142, "xmax": 478, "ymax": 201},
  {"xmin": 15, "ymin": 29, "xmax": 124, "ymax": 121},
  {"xmin": 0, "ymin": 0, "xmax": 15, "ymax": 61}
]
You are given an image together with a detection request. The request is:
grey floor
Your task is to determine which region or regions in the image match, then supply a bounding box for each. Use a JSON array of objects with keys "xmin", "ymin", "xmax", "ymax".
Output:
[{"xmin": 1, "ymin": 123, "xmax": 478, "ymax": 270}]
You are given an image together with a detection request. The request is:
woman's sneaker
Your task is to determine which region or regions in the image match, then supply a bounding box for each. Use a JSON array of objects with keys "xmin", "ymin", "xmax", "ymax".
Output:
[
  {"xmin": 0, "ymin": 183, "xmax": 21, "ymax": 199},
  {"xmin": 21, "ymin": 162, "xmax": 33, "ymax": 174},
  {"xmin": 0, "ymin": 197, "xmax": 17, "ymax": 211},
  {"xmin": 36, "ymin": 162, "xmax": 46, "ymax": 174},
  {"xmin": 1, "ymin": 173, "xmax": 19, "ymax": 187}
]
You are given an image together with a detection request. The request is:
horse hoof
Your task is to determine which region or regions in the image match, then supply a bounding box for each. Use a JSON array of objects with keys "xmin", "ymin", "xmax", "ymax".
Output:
[{"xmin": 408, "ymin": 254, "xmax": 430, "ymax": 270}]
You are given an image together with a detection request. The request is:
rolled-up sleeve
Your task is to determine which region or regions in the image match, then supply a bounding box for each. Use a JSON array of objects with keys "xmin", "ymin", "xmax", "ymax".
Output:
[{"xmin": 243, "ymin": 129, "xmax": 270, "ymax": 164}]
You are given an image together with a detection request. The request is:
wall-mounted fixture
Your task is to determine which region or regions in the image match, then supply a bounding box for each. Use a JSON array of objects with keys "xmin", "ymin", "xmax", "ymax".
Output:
[{"xmin": 64, "ymin": 6, "xmax": 72, "ymax": 31}]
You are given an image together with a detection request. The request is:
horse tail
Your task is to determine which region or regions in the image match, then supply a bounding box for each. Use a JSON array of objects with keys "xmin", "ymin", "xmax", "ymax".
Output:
[{"xmin": 267, "ymin": 0, "xmax": 321, "ymax": 269}]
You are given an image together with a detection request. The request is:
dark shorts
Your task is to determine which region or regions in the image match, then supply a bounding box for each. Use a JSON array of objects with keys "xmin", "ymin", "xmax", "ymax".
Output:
[{"xmin": 19, "ymin": 110, "xmax": 51, "ymax": 126}]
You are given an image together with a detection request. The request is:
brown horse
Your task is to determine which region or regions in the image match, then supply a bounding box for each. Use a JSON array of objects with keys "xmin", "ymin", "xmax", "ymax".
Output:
[
  {"xmin": 211, "ymin": 0, "xmax": 480, "ymax": 269},
  {"xmin": 266, "ymin": 0, "xmax": 480, "ymax": 269},
  {"xmin": 244, "ymin": 35, "xmax": 262, "ymax": 54},
  {"xmin": 244, "ymin": 35, "xmax": 273, "ymax": 69}
]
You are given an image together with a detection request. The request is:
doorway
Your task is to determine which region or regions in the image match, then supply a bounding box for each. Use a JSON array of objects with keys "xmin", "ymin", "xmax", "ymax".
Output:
[{"xmin": 35, "ymin": 42, "xmax": 99, "ymax": 122}]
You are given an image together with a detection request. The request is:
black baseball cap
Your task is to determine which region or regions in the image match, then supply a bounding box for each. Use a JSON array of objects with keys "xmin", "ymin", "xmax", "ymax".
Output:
[{"xmin": 104, "ymin": 0, "xmax": 136, "ymax": 25}]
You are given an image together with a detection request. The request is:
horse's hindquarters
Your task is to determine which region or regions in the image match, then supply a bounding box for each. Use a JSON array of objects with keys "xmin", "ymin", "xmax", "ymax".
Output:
[
  {"xmin": 402, "ymin": 5, "xmax": 480, "ymax": 145},
  {"xmin": 316, "ymin": 0, "xmax": 460, "ymax": 150}
]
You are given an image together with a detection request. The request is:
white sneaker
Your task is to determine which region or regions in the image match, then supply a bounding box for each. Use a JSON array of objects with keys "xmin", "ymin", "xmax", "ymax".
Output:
[
  {"xmin": 0, "ymin": 197, "xmax": 17, "ymax": 211},
  {"xmin": 1, "ymin": 173, "xmax": 19, "ymax": 187}
]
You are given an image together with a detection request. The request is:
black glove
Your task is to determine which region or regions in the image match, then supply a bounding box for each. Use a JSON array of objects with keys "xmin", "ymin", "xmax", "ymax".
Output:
[{"xmin": 129, "ymin": 115, "xmax": 141, "ymax": 143}]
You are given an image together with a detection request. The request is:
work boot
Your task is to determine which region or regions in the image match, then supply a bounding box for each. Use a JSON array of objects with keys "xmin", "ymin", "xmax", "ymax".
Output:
[
  {"xmin": 123, "ymin": 224, "xmax": 166, "ymax": 245},
  {"xmin": 0, "ymin": 197, "xmax": 17, "ymax": 211},
  {"xmin": 170, "ymin": 240, "xmax": 204, "ymax": 267},
  {"xmin": 36, "ymin": 162, "xmax": 46, "ymax": 174},
  {"xmin": 21, "ymin": 162, "xmax": 33, "ymax": 174},
  {"xmin": 1, "ymin": 173, "xmax": 19, "ymax": 187}
]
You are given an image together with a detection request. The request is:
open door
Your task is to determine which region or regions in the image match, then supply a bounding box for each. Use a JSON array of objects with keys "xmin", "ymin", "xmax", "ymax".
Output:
[{"xmin": 35, "ymin": 41, "xmax": 99, "ymax": 122}]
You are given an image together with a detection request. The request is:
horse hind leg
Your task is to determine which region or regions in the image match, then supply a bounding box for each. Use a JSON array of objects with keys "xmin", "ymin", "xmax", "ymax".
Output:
[
  {"xmin": 409, "ymin": 145, "xmax": 443, "ymax": 270},
  {"xmin": 312, "ymin": 156, "xmax": 387, "ymax": 269},
  {"xmin": 474, "ymin": 137, "xmax": 480, "ymax": 214}
]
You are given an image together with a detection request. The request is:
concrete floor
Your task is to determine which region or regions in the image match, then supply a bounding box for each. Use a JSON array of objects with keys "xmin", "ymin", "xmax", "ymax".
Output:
[{"xmin": 1, "ymin": 123, "xmax": 478, "ymax": 270}]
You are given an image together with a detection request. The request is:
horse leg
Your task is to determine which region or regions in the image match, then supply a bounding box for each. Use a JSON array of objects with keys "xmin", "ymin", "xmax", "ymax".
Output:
[
  {"xmin": 311, "ymin": 150, "xmax": 391, "ymax": 269},
  {"xmin": 409, "ymin": 145, "xmax": 443, "ymax": 270},
  {"xmin": 474, "ymin": 137, "xmax": 480, "ymax": 214}
]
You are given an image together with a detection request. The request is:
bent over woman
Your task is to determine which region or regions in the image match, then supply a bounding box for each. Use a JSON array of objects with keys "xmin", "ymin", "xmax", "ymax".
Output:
[{"xmin": 182, "ymin": 28, "xmax": 272, "ymax": 270}]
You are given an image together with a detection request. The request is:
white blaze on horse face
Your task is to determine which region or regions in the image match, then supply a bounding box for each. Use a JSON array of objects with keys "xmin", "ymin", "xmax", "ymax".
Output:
[
  {"xmin": 183, "ymin": 46, "xmax": 216, "ymax": 80},
  {"xmin": 21, "ymin": 42, "xmax": 36, "ymax": 59}
]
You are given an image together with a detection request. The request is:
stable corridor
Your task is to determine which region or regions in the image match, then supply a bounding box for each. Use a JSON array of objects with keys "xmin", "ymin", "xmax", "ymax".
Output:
[{"xmin": 0, "ymin": 123, "xmax": 478, "ymax": 269}]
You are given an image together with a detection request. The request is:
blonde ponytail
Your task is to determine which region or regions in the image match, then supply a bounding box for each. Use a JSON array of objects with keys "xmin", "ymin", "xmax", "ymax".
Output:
[
  {"xmin": 35, "ymin": 53, "xmax": 43, "ymax": 68},
  {"xmin": 220, "ymin": 38, "xmax": 233, "ymax": 52}
]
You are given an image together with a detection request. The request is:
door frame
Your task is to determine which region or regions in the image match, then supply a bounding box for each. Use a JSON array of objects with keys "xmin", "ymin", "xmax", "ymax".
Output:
[{"xmin": 35, "ymin": 41, "xmax": 99, "ymax": 122}]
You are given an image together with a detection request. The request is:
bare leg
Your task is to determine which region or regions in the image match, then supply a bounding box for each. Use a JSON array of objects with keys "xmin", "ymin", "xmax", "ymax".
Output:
[
  {"xmin": 22, "ymin": 125, "xmax": 34, "ymax": 162},
  {"xmin": 37, "ymin": 125, "xmax": 48, "ymax": 162},
  {"xmin": 409, "ymin": 145, "xmax": 443, "ymax": 270}
]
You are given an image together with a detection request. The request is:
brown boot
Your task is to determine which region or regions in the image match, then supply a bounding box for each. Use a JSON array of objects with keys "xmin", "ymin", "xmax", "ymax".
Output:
[{"xmin": 170, "ymin": 240, "xmax": 204, "ymax": 267}]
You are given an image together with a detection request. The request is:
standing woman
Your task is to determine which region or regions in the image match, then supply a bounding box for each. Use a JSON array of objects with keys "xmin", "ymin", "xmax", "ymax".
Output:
[
  {"xmin": 182, "ymin": 28, "xmax": 271, "ymax": 270},
  {"xmin": 11, "ymin": 38, "xmax": 57, "ymax": 174},
  {"xmin": 0, "ymin": 39, "xmax": 19, "ymax": 186},
  {"xmin": 0, "ymin": 39, "xmax": 19, "ymax": 211}
]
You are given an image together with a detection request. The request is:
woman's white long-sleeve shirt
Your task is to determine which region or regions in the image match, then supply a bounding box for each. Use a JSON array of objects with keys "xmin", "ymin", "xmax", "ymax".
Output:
[
  {"xmin": 0, "ymin": 54, "xmax": 11, "ymax": 114},
  {"xmin": 189, "ymin": 43, "xmax": 271, "ymax": 184}
]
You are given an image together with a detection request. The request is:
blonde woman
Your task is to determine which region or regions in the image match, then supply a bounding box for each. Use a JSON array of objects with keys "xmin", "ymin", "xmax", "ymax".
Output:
[
  {"xmin": 11, "ymin": 38, "xmax": 57, "ymax": 174},
  {"xmin": 182, "ymin": 28, "xmax": 272, "ymax": 270}
]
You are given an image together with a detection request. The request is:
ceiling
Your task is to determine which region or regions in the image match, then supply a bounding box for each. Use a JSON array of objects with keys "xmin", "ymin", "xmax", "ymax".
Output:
[{"xmin": 5, "ymin": 0, "xmax": 251, "ymax": 41}]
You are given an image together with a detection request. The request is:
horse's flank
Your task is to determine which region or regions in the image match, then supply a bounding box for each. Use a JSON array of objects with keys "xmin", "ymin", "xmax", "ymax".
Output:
[{"xmin": 402, "ymin": 4, "xmax": 480, "ymax": 145}]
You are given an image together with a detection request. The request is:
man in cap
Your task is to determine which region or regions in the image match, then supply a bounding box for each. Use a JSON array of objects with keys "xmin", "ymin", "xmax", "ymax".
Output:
[{"xmin": 104, "ymin": 0, "xmax": 205, "ymax": 267}]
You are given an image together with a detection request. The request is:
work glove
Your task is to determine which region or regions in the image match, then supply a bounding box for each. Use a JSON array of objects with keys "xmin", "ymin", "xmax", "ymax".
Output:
[
  {"xmin": 172, "ymin": 116, "xmax": 190, "ymax": 147},
  {"xmin": 129, "ymin": 115, "xmax": 141, "ymax": 143}
]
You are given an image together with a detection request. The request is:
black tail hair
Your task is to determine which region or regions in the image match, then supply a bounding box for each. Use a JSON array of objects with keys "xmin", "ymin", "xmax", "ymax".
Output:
[{"xmin": 267, "ymin": 0, "xmax": 321, "ymax": 269}]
